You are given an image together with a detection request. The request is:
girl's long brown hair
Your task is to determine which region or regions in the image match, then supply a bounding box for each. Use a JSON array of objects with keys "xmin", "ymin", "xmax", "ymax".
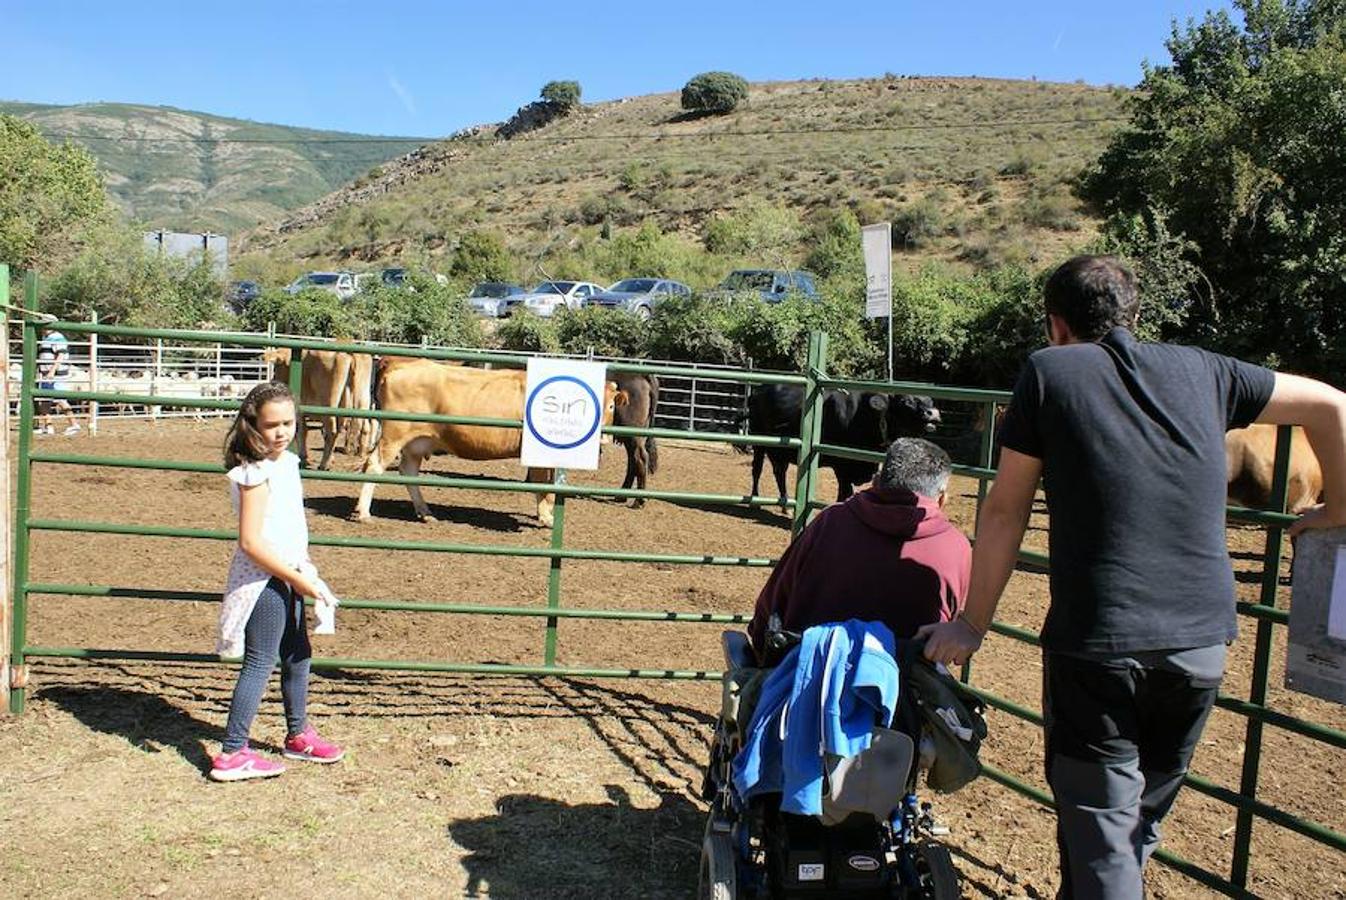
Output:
[{"xmin": 224, "ymin": 381, "xmax": 295, "ymax": 469}]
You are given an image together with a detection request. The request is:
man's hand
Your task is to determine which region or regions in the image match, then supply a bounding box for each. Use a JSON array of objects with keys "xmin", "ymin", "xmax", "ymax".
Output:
[
  {"xmin": 916, "ymin": 617, "xmax": 984, "ymax": 668},
  {"xmin": 1288, "ymin": 503, "xmax": 1346, "ymax": 538}
]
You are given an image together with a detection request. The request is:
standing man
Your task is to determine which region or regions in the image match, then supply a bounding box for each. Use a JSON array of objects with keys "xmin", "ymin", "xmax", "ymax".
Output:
[
  {"xmin": 920, "ymin": 256, "xmax": 1346, "ymax": 899},
  {"xmin": 36, "ymin": 326, "xmax": 81, "ymax": 435}
]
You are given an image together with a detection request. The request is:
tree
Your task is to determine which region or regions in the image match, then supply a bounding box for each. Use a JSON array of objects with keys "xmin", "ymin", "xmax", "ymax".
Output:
[
  {"xmin": 449, "ymin": 230, "xmax": 515, "ymax": 283},
  {"xmin": 0, "ymin": 115, "xmax": 111, "ymax": 272},
  {"xmin": 681, "ymin": 72, "xmax": 750, "ymax": 115},
  {"xmin": 540, "ymin": 80, "xmax": 582, "ymax": 111},
  {"xmin": 1083, "ymin": 0, "xmax": 1346, "ymax": 375}
]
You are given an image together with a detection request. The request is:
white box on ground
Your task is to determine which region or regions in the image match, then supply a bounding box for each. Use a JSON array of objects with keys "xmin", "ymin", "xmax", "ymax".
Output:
[
  {"xmin": 1286, "ymin": 527, "xmax": 1346, "ymax": 705},
  {"xmin": 520, "ymin": 358, "xmax": 609, "ymax": 470}
]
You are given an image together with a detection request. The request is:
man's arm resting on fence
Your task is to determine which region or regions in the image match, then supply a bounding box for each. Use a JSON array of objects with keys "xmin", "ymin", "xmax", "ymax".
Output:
[
  {"xmin": 920, "ymin": 447, "xmax": 1042, "ymax": 667},
  {"xmin": 1256, "ymin": 372, "xmax": 1346, "ymax": 537}
]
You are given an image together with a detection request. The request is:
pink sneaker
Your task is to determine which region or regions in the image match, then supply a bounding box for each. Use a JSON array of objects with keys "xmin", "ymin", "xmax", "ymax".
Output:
[
  {"xmin": 283, "ymin": 724, "xmax": 345, "ymax": 763},
  {"xmin": 210, "ymin": 745, "xmax": 285, "ymax": 782}
]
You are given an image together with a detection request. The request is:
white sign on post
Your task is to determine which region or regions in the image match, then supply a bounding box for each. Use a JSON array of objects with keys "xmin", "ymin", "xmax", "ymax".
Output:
[
  {"xmin": 1286, "ymin": 527, "xmax": 1346, "ymax": 705},
  {"xmin": 520, "ymin": 358, "xmax": 609, "ymax": 470},
  {"xmin": 862, "ymin": 222, "xmax": 892, "ymax": 319}
]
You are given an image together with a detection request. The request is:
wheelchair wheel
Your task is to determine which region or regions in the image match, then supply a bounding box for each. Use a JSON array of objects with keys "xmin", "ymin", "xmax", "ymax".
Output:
[
  {"xmin": 913, "ymin": 841, "xmax": 959, "ymax": 900},
  {"xmin": 698, "ymin": 833, "xmax": 737, "ymax": 900}
]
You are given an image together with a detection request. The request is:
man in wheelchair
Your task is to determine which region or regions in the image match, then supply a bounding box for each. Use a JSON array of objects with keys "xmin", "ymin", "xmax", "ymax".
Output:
[{"xmin": 701, "ymin": 439, "xmax": 981, "ymax": 898}]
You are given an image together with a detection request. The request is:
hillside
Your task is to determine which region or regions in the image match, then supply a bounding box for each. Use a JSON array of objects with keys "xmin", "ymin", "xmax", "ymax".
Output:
[
  {"xmin": 239, "ymin": 76, "xmax": 1129, "ymax": 284},
  {"xmin": 0, "ymin": 101, "xmax": 427, "ymax": 234}
]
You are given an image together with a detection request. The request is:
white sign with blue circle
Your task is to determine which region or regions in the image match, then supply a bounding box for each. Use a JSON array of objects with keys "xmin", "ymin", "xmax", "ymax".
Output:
[{"xmin": 520, "ymin": 358, "xmax": 609, "ymax": 469}]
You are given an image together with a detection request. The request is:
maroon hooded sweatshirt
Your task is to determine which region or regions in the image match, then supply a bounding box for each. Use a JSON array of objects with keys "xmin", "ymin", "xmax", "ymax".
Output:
[{"xmin": 748, "ymin": 486, "xmax": 972, "ymax": 662}]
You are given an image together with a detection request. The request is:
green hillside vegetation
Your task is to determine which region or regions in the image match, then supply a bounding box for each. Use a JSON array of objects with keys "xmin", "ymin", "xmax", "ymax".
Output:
[
  {"xmin": 239, "ymin": 76, "xmax": 1126, "ymax": 285},
  {"xmin": 0, "ymin": 101, "xmax": 426, "ymax": 234}
]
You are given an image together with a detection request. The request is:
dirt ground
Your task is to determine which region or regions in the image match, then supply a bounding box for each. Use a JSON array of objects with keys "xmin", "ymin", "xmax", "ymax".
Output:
[{"xmin": 1, "ymin": 419, "xmax": 1344, "ymax": 898}]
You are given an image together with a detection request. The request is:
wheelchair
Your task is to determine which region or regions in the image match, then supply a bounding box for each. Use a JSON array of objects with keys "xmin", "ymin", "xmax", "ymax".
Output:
[{"xmin": 699, "ymin": 626, "xmax": 965, "ymax": 900}]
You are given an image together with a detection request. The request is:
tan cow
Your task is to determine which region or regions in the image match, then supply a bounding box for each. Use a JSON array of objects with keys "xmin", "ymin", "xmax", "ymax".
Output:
[
  {"xmin": 1226, "ymin": 424, "xmax": 1323, "ymax": 513},
  {"xmin": 353, "ymin": 359, "xmax": 626, "ymax": 526},
  {"xmin": 263, "ymin": 348, "xmax": 374, "ymax": 470}
]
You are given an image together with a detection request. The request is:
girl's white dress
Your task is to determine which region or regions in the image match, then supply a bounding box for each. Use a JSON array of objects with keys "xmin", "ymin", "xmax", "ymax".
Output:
[{"xmin": 217, "ymin": 451, "xmax": 315, "ymax": 657}]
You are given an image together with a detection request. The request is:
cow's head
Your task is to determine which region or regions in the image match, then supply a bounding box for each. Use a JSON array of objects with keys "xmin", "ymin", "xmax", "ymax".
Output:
[
  {"xmin": 261, "ymin": 348, "xmax": 294, "ymax": 365},
  {"xmin": 869, "ymin": 392, "xmax": 941, "ymax": 444},
  {"xmin": 600, "ymin": 382, "xmax": 629, "ymax": 445}
]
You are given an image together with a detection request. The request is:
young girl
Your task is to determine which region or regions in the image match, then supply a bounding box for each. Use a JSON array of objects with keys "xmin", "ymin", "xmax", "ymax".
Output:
[{"xmin": 211, "ymin": 381, "xmax": 343, "ymax": 782}]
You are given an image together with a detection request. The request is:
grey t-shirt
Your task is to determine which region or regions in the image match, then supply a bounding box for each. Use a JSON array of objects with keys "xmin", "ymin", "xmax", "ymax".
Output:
[{"xmin": 998, "ymin": 327, "xmax": 1275, "ymax": 652}]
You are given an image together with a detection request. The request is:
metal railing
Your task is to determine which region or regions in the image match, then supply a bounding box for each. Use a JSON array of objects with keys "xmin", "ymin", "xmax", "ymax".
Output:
[{"xmin": 5, "ymin": 320, "xmax": 1344, "ymax": 894}]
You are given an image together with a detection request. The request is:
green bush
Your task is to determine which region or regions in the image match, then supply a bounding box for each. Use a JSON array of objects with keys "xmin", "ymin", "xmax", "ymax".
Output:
[
  {"xmin": 703, "ymin": 202, "xmax": 803, "ymax": 259},
  {"xmin": 645, "ymin": 293, "xmax": 742, "ymax": 364},
  {"xmin": 681, "ymin": 72, "xmax": 749, "ymax": 115},
  {"xmin": 891, "ymin": 197, "xmax": 945, "ymax": 249},
  {"xmin": 241, "ymin": 288, "xmax": 361, "ymax": 338},
  {"xmin": 351, "ymin": 274, "xmax": 482, "ymax": 347},
  {"xmin": 727, "ymin": 293, "xmax": 878, "ymax": 376},
  {"xmin": 555, "ymin": 306, "xmax": 649, "ymax": 357},
  {"xmin": 540, "ymin": 80, "xmax": 582, "ymax": 111},
  {"xmin": 496, "ymin": 310, "xmax": 560, "ymax": 354}
]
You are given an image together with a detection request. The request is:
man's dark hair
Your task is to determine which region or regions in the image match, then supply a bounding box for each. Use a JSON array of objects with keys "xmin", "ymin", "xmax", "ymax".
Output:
[
  {"xmin": 1043, "ymin": 255, "xmax": 1140, "ymax": 341},
  {"xmin": 877, "ymin": 438, "xmax": 951, "ymax": 498}
]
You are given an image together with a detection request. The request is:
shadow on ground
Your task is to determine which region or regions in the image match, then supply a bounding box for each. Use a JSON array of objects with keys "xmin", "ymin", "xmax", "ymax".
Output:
[{"xmin": 448, "ymin": 786, "xmax": 703, "ymax": 899}]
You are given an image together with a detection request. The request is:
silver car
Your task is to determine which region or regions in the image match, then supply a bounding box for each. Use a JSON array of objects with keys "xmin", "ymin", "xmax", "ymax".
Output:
[
  {"xmin": 585, "ymin": 278, "xmax": 692, "ymax": 319},
  {"xmin": 517, "ymin": 280, "xmax": 605, "ymax": 318},
  {"xmin": 466, "ymin": 282, "xmax": 527, "ymax": 317}
]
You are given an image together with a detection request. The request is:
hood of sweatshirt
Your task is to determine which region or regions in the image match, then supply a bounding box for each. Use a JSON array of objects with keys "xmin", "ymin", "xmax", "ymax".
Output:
[{"xmin": 844, "ymin": 486, "xmax": 952, "ymax": 540}]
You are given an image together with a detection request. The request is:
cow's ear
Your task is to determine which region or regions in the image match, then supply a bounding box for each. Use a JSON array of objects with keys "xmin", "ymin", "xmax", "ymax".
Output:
[
  {"xmin": 868, "ymin": 394, "xmax": 889, "ymax": 412},
  {"xmin": 614, "ymin": 390, "xmax": 629, "ymax": 407}
]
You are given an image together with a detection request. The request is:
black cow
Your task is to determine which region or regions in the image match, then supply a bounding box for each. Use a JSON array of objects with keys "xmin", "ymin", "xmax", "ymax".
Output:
[
  {"xmin": 612, "ymin": 372, "xmax": 660, "ymax": 507},
  {"xmin": 743, "ymin": 385, "xmax": 940, "ymax": 502}
]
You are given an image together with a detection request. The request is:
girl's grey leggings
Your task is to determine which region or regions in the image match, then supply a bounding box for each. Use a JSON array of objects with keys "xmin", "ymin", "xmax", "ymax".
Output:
[{"xmin": 222, "ymin": 577, "xmax": 311, "ymax": 753}]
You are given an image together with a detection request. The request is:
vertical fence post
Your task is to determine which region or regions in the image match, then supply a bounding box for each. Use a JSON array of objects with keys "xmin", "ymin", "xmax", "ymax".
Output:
[
  {"xmin": 0, "ymin": 265, "xmax": 9, "ymax": 714},
  {"xmin": 287, "ymin": 350, "xmax": 304, "ymax": 456},
  {"xmin": 791, "ymin": 331, "xmax": 828, "ymax": 537},
  {"xmin": 87, "ymin": 313, "xmax": 99, "ymax": 434},
  {"xmin": 689, "ymin": 377, "xmax": 699, "ymax": 433},
  {"xmin": 962, "ymin": 399, "xmax": 1000, "ymax": 685},
  {"xmin": 9, "ymin": 321, "xmax": 37, "ymax": 714},
  {"xmin": 543, "ymin": 470, "xmax": 568, "ymax": 667},
  {"xmin": 1229, "ymin": 424, "xmax": 1293, "ymax": 888},
  {"xmin": 23, "ymin": 270, "xmax": 38, "ymax": 315},
  {"xmin": 151, "ymin": 338, "xmax": 163, "ymax": 420},
  {"xmin": 215, "ymin": 339, "xmax": 223, "ymax": 419}
]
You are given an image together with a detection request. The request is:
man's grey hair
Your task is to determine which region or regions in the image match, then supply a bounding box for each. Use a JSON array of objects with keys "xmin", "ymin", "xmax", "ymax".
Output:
[{"xmin": 876, "ymin": 437, "xmax": 952, "ymax": 498}]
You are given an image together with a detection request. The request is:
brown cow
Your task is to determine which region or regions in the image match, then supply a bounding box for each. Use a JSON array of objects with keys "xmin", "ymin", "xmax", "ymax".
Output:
[
  {"xmin": 1226, "ymin": 424, "xmax": 1323, "ymax": 513},
  {"xmin": 353, "ymin": 359, "xmax": 626, "ymax": 526},
  {"xmin": 612, "ymin": 372, "xmax": 659, "ymax": 507},
  {"xmin": 263, "ymin": 348, "xmax": 374, "ymax": 470}
]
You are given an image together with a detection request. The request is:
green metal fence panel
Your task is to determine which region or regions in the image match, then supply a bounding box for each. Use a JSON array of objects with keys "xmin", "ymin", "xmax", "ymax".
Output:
[{"xmin": 8, "ymin": 321, "xmax": 1345, "ymax": 895}]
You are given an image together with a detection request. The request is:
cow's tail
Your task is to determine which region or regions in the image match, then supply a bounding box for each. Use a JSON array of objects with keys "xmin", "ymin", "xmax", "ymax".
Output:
[
  {"xmin": 646, "ymin": 375, "xmax": 660, "ymax": 474},
  {"xmin": 731, "ymin": 404, "xmax": 751, "ymax": 455}
]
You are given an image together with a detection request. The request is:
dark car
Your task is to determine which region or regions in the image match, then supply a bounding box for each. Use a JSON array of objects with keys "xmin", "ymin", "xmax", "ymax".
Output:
[
  {"xmin": 381, "ymin": 267, "xmax": 407, "ymax": 287},
  {"xmin": 714, "ymin": 269, "xmax": 819, "ymax": 302},
  {"xmin": 585, "ymin": 278, "xmax": 692, "ymax": 319},
  {"xmin": 227, "ymin": 280, "xmax": 261, "ymax": 313}
]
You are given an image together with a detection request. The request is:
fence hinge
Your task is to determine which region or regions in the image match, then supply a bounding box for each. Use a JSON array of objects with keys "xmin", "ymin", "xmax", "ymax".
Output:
[{"xmin": 9, "ymin": 664, "xmax": 30, "ymax": 689}]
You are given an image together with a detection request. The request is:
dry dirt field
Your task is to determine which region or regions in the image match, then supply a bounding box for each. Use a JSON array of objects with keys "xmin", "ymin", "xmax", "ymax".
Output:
[{"xmin": 1, "ymin": 420, "xmax": 1343, "ymax": 898}]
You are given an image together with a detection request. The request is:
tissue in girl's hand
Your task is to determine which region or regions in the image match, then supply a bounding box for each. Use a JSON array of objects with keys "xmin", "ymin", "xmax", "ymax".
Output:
[{"xmin": 313, "ymin": 595, "xmax": 337, "ymax": 635}]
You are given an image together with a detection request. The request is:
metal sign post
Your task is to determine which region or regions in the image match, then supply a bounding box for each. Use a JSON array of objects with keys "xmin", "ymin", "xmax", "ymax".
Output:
[{"xmin": 0, "ymin": 265, "xmax": 9, "ymax": 713}]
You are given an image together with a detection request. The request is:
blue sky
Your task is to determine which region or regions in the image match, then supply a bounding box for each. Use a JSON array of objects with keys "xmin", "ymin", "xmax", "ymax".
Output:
[{"xmin": 4, "ymin": 0, "xmax": 1234, "ymax": 137}]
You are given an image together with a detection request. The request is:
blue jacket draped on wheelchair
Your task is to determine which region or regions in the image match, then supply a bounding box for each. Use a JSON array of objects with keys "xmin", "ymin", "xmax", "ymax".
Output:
[{"xmin": 732, "ymin": 620, "xmax": 902, "ymax": 816}]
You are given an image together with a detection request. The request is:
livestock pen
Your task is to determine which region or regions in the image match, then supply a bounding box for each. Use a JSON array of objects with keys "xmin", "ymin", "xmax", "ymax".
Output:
[{"xmin": 4, "ymin": 320, "xmax": 1344, "ymax": 897}]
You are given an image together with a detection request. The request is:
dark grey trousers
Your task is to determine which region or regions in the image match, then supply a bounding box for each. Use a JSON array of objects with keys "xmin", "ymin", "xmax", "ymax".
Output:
[
  {"xmin": 1043, "ymin": 644, "xmax": 1226, "ymax": 900},
  {"xmin": 222, "ymin": 577, "xmax": 312, "ymax": 753}
]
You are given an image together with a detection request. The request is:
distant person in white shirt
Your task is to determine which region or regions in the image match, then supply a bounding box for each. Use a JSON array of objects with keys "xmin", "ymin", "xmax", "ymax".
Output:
[{"xmin": 35, "ymin": 328, "xmax": 80, "ymax": 435}]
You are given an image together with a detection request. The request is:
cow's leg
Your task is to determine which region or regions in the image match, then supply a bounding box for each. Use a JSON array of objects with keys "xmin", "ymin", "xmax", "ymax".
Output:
[
  {"xmin": 769, "ymin": 451, "xmax": 790, "ymax": 504},
  {"xmin": 631, "ymin": 442, "xmax": 649, "ymax": 509},
  {"xmin": 297, "ymin": 413, "xmax": 311, "ymax": 468},
  {"xmin": 750, "ymin": 448, "xmax": 766, "ymax": 496},
  {"xmin": 317, "ymin": 416, "xmax": 337, "ymax": 471},
  {"xmin": 354, "ymin": 441, "xmax": 391, "ymax": 521},
  {"xmin": 399, "ymin": 436, "xmax": 438, "ymax": 522},
  {"xmin": 620, "ymin": 439, "xmax": 637, "ymax": 490},
  {"xmin": 525, "ymin": 467, "xmax": 556, "ymax": 528}
]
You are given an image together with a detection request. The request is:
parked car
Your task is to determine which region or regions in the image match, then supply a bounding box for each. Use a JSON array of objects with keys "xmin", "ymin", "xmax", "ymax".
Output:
[
  {"xmin": 381, "ymin": 267, "xmax": 407, "ymax": 287},
  {"xmin": 227, "ymin": 280, "xmax": 261, "ymax": 313},
  {"xmin": 518, "ymin": 280, "xmax": 605, "ymax": 318},
  {"xmin": 714, "ymin": 269, "xmax": 819, "ymax": 302},
  {"xmin": 467, "ymin": 282, "xmax": 528, "ymax": 317},
  {"xmin": 585, "ymin": 277, "xmax": 692, "ymax": 319},
  {"xmin": 284, "ymin": 271, "xmax": 356, "ymax": 301}
]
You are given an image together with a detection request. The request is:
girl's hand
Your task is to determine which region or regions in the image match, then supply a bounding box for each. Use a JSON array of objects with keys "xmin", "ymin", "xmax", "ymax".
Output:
[{"xmin": 290, "ymin": 571, "xmax": 323, "ymax": 599}]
